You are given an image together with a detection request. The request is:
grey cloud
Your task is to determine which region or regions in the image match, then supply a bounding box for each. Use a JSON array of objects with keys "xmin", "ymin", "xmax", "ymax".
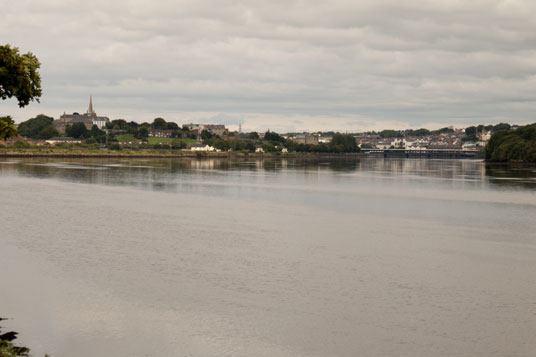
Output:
[
  {"xmin": 2, "ymin": 0, "xmax": 536, "ymax": 131},
  {"xmin": 197, "ymin": 113, "xmax": 245, "ymax": 126}
]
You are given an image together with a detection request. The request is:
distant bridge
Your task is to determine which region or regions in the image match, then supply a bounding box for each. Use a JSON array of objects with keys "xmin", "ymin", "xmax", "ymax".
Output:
[{"xmin": 361, "ymin": 148, "xmax": 480, "ymax": 158}]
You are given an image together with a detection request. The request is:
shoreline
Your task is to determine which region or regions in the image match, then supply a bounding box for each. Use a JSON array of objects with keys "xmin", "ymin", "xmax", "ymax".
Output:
[{"xmin": 0, "ymin": 151, "xmax": 365, "ymax": 159}]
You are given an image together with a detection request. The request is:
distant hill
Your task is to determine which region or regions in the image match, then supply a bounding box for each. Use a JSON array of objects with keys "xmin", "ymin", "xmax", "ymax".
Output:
[{"xmin": 485, "ymin": 123, "xmax": 536, "ymax": 163}]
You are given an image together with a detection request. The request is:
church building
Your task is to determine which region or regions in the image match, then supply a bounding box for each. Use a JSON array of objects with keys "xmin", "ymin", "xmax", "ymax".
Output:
[{"xmin": 53, "ymin": 96, "xmax": 110, "ymax": 133}]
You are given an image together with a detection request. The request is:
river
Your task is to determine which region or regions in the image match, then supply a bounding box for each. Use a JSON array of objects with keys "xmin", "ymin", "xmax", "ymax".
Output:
[{"xmin": 1, "ymin": 157, "xmax": 535, "ymax": 356}]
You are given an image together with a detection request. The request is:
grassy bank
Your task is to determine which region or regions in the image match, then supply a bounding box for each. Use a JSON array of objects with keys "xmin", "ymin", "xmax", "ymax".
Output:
[{"xmin": 0, "ymin": 147, "xmax": 365, "ymax": 159}]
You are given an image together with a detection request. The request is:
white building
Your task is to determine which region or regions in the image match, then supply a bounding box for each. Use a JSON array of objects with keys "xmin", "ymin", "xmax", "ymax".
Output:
[
  {"xmin": 45, "ymin": 137, "xmax": 82, "ymax": 145},
  {"xmin": 376, "ymin": 142, "xmax": 392, "ymax": 149},
  {"xmin": 390, "ymin": 138, "xmax": 406, "ymax": 148},
  {"xmin": 190, "ymin": 144, "xmax": 217, "ymax": 152}
]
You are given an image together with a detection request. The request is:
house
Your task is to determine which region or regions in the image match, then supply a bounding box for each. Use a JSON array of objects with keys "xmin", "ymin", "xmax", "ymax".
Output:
[
  {"xmin": 390, "ymin": 138, "xmax": 406, "ymax": 148},
  {"xmin": 45, "ymin": 137, "xmax": 82, "ymax": 145},
  {"xmin": 462, "ymin": 142, "xmax": 478, "ymax": 150},
  {"xmin": 478, "ymin": 128, "xmax": 492, "ymax": 147},
  {"xmin": 376, "ymin": 141, "xmax": 392, "ymax": 149},
  {"xmin": 149, "ymin": 129, "xmax": 173, "ymax": 138},
  {"xmin": 188, "ymin": 142, "xmax": 217, "ymax": 151}
]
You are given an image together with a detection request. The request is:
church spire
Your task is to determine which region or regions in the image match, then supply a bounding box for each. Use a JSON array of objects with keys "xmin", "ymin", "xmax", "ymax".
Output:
[{"xmin": 88, "ymin": 95, "xmax": 96, "ymax": 116}]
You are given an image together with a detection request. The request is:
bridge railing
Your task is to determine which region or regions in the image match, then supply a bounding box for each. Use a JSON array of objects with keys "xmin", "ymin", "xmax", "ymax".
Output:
[{"xmin": 361, "ymin": 148, "xmax": 480, "ymax": 156}]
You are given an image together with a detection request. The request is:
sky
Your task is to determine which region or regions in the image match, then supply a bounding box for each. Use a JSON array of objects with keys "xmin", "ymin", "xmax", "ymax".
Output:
[{"xmin": 2, "ymin": 0, "xmax": 536, "ymax": 132}]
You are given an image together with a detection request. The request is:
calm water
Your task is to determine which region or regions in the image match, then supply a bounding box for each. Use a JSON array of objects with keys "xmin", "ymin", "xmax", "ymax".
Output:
[{"xmin": 1, "ymin": 157, "xmax": 535, "ymax": 356}]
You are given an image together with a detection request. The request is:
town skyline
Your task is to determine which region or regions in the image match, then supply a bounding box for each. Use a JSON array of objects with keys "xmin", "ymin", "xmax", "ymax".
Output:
[{"xmin": 5, "ymin": 95, "xmax": 528, "ymax": 135}]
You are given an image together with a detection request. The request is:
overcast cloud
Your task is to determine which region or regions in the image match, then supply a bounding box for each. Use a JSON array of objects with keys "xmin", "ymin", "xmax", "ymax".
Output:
[{"xmin": 2, "ymin": 0, "xmax": 536, "ymax": 131}]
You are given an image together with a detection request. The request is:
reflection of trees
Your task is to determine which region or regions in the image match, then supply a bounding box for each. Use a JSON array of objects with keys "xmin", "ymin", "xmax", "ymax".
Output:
[
  {"xmin": 485, "ymin": 164, "xmax": 536, "ymax": 189},
  {"xmin": 327, "ymin": 159, "xmax": 359, "ymax": 172},
  {"xmin": 0, "ymin": 157, "xmax": 362, "ymax": 187}
]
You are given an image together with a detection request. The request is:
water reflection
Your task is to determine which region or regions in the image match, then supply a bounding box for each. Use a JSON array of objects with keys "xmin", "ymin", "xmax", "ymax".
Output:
[
  {"xmin": 2, "ymin": 156, "xmax": 535, "ymax": 357},
  {"xmin": 0, "ymin": 157, "xmax": 535, "ymax": 191},
  {"xmin": 485, "ymin": 164, "xmax": 536, "ymax": 189}
]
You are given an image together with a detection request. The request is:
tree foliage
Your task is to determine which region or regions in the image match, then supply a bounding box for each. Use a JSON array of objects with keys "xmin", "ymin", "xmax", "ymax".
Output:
[
  {"xmin": 0, "ymin": 320, "xmax": 31, "ymax": 356},
  {"xmin": 485, "ymin": 123, "xmax": 536, "ymax": 162},
  {"xmin": 0, "ymin": 45, "xmax": 42, "ymax": 107},
  {"xmin": 35, "ymin": 125, "xmax": 58, "ymax": 140},
  {"xmin": 151, "ymin": 118, "xmax": 167, "ymax": 130},
  {"xmin": 264, "ymin": 131, "xmax": 285, "ymax": 142},
  {"xmin": 432, "ymin": 127, "xmax": 454, "ymax": 135},
  {"xmin": 138, "ymin": 127, "xmax": 149, "ymax": 138},
  {"xmin": 11, "ymin": 140, "xmax": 30, "ymax": 149},
  {"xmin": 66, "ymin": 122, "xmax": 89, "ymax": 139},
  {"xmin": 405, "ymin": 128, "xmax": 431, "ymax": 137},
  {"xmin": 0, "ymin": 116, "xmax": 17, "ymax": 139},
  {"xmin": 330, "ymin": 133, "xmax": 359, "ymax": 152},
  {"xmin": 247, "ymin": 132, "xmax": 259, "ymax": 140},
  {"xmin": 379, "ymin": 130, "xmax": 402, "ymax": 138},
  {"xmin": 201, "ymin": 129, "xmax": 213, "ymax": 140},
  {"xmin": 89, "ymin": 125, "xmax": 106, "ymax": 143},
  {"xmin": 262, "ymin": 142, "xmax": 277, "ymax": 152},
  {"xmin": 167, "ymin": 122, "xmax": 179, "ymax": 130},
  {"xmin": 17, "ymin": 114, "xmax": 56, "ymax": 139},
  {"xmin": 492, "ymin": 122, "xmax": 511, "ymax": 132},
  {"xmin": 465, "ymin": 126, "xmax": 477, "ymax": 137},
  {"xmin": 477, "ymin": 124, "xmax": 493, "ymax": 133},
  {"xmin": 171, "ymin": 139, "xmax": 187, "ymax": 150}
]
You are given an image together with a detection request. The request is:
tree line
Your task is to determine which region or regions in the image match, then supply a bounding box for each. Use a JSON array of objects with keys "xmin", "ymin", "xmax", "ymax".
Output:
[
  {"xmin": 202, "ymin": 132, "xmax": 359, "ymax": 154},
  {"xmin": 12, "ymin": 115, "xmax": 198, "ymax": 143},
  {"xmin": 7, "ymin": 113, "xmax": 362, "ymax": 153}
]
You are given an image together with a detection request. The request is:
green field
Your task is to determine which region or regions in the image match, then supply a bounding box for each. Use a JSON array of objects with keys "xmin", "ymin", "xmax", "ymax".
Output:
[
  {"xmin": 178, "ymin": 138, "xmax": 196, "ymax": 144},
  {"xmin": 114, "ymin": 135, "xmax": 196, "ymax": 145},
  {"xmin": 115, "ymin": 134, "xmax": 137, "ymax": 142},
  {"xmin": 147, "ymin": 137, "xmax": 175, "ymax": 144},
  {"xmin": 147, "ymin": 137, "xmax": 196, "ymax": 145}
]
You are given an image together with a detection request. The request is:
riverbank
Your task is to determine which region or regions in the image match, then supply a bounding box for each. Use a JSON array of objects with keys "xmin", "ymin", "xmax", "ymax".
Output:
[{"xmin": 0, "ymin": 149, "xmax": 364, "ymax": 159}]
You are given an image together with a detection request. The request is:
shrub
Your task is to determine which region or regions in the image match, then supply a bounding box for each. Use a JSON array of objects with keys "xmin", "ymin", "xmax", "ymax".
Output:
[
  {"xmin": 10, "ymin": 141, "xmax": 30, "ymax": 149},
  {"xmin": 171, "ymin": 139, "xmax": 186, "ymax": 150},
  {"xmin": 152, "ymin": 144, "xmax": 170, "ymax": 150}
]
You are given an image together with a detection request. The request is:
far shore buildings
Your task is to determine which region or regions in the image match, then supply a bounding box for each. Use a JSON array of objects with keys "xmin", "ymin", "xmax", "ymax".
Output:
[
  {"xmin": 53, "ymin": 97, "xmax": 110, "ymax": 134},
  {"xmin": 188, "ymin": 142, "xmax": 218, "ymax": 152},
  {"xmin": 148, "ymin": 129, "xmax": 173, "ymax": 138},
  {"xmin": 293, "ymin": 133, "xmax": 319, "ymax": 145},
  {"xmin": 45, "ymin": 137, "xmax": 83, "ymax": 145},
  {"xmin": 182, "ymin": 123, "xmax": 227, "ymax": 136}
]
